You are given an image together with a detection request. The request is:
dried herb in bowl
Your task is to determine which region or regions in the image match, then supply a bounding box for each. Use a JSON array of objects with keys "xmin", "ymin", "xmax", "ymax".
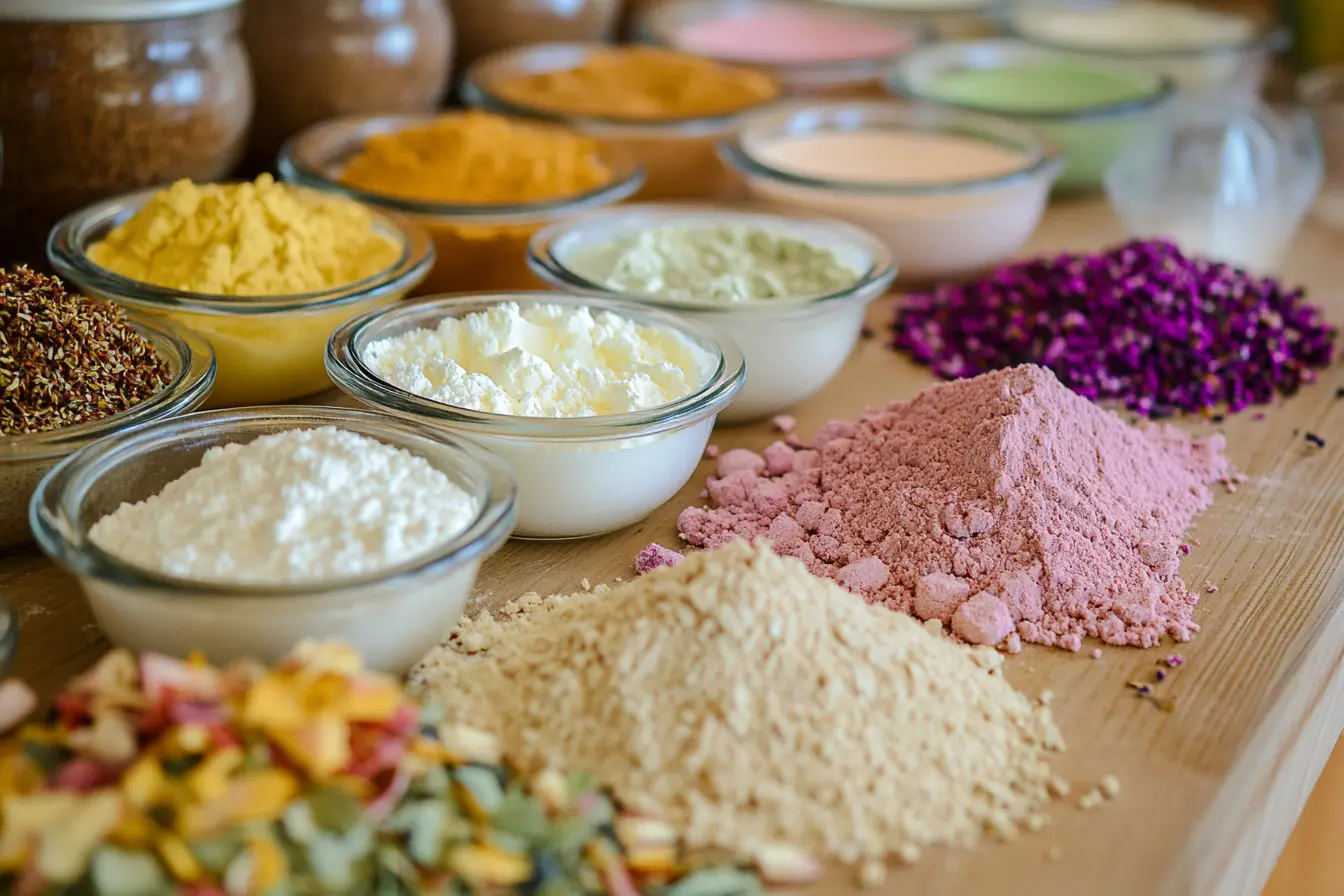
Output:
[
  {"xmin": 0, "ymin": 266, "xmax": 169, "ymax": 436},
  {"xmin": 0, "ymin": 642, "xmax": 785, "ymax": 895}
]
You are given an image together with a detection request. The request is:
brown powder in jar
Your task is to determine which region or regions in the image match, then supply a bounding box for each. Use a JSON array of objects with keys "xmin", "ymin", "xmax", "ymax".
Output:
[
  {"xmin": 453, "ymin": 0, "xmax": 624, "ymax": 73},
  {"xmin": 241, "ymin": 0, "xmax": 454, "ymax": 172},
  {"xmin": 0, "ymin": 9, "xmax": 253, "ymax": 267}
]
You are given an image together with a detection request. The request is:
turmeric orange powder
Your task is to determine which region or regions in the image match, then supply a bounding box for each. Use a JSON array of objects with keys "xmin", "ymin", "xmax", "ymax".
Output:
[
  {"xmin": 485, "ymin": 47, "xmax": 781, "ymax": 121},
  {"xmin": 339, "ymin": 111, "xmax": 613, "ymax": 204}
]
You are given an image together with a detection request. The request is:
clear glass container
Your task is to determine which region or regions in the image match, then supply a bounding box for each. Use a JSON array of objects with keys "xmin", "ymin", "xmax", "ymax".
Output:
[
  {"xmin": 528, "ymin": 204, "xmax": 895, "ymax": 422},
  {"xmin": 30, "ymin": 406, "xmax": 517, "ymax": 673},
  {"xmin": 3, "ymin": 312, "xmax": 216, "ymax": 551},
  {"xmin": 47, "ymin": 184, "xmax": 435, "ymax": 408},
  {"xmin": 1104, "ymin": 95, "xmax": 1323, "ymax": 274},
  {"xmin": 638, "ymin": 0, "xmax": 928, "ymax": 98},
  {"xmin": 0, "ymin": 0, "xmax": 253, "ymax": 267},
  {"xmin": 279, "ymin": 112, "xmax": 644, "ymax": 296},
  {"xmin": 887, "ymin": 38, "xmax": 1173, "ymax": 192},
  {"xmin": 1298, "ymin": 65, "xmax": 1344, "ymax": 232},
  {"xmin": 241, "ymin": 0, "xmax": 454, "ymax": 172},
  {"xmin": 326, "ymin": 292, "xmax": 745, "ymax": 539},
  {"xmin": 461, "ymin": 42, "xmax": 781, "ymax": 201},
  {"xmin": 454, "ymin": 0, "xmax": 624, "ymax": 72},
  {"xmin": 720, "ymin": 100, "xmax": 1063, "ymax": 282}
]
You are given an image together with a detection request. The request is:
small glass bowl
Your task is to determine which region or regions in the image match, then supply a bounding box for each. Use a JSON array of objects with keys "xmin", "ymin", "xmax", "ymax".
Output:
[
  {"xmin": 719, "ymin": 100, "xmax": 1063, "ymax": 282},
  {"xmin": 461, "ymin": 42, "xmax": 782, "ymax": 201},
  {"xmin": 887, "ymin": 38, "xmax": 1173, "ymax": 193},
  {"xmin": 30, "ymin": 406, "xmax": 517, "ymax": 673},
  {"xmin": 528, "ymin": 204, "xmax": 894, "ymax": 423},
  {"xmin": 1004, "ymin": 0, "xmax": 1288, "ymax": 96},
  {"xmin": 47, "ymin": 184, "xmax": 435, "ymax": 408},
  {"xmin": 2, "ymin": 312, "xmax": 216, "ymax": 551},
  {"xmin": 637, "ymin": 0, "xmax": 929, "ymax": 98},
  {"xmin": 279, "ymin": 112, "xmax": 645, "ymax": 296},
  {"xmin": 1299, "ymin": 65, "xmax": 1344, "ymax": 233},
  {"xmin": 326, "ymin": 292, "xmax": 745, "ymax": 539}
]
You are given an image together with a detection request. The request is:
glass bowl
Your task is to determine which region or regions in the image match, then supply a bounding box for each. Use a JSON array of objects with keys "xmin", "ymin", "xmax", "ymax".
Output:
[
  {"xmin": 887, "ymin": 38, "xmax": 1173, "ymax": 192},
  {"xmin": 47, "ymin": 184, "xmax": 435, "ymax": 408},
  {"xmin": 1299, "ymin": 65, "xmax": 1344, "ymax": 233},
  {"xmin": 528, "ymin": 203, "xmax": 895, "ymax": 423},
  {"xmin": 326, "ymin": 292, "xmax": 745, "ymax": 539},
  {"xmin": 719, "ymin": 99, "xmax": 1063, "ymax": 282},
  {"xmin": 279, "ymin": 112, "xmax": 645, "ymax": 296},
  {"xmin": 637, "ymin": 0, "xmax": 929, "ymax": 98},
  {"xmin": 2, "ymin": 312, "xmax": 216, "ymax": 551},
  {"xmin": 461, "ymin": 42, "xmax": 782, "ymax": 201},
  {"xmin": 1004, "ymin": 0, "xmax": 1289, "ymax": 96},
  {"xmin": 30, "ymin": 406, "xmax": 517, "ymax": 673}
]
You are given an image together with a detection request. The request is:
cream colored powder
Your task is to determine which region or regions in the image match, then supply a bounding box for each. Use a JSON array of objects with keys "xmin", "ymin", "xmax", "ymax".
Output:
[{"xmin": 413, "ymin": 541, "xmax": 1065, "ymax": 862}]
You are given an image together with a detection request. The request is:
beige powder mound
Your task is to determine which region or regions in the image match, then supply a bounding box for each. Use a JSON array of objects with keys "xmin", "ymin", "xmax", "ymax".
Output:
[{"xmin": 412, "ymin": 540, "xmax": 1065, "ymax": 863}]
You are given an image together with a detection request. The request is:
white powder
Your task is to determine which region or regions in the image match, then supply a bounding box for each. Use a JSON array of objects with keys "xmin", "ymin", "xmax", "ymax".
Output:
[
  {"xmin": 361, "ymin": 302, "xmax": 715, "ymax": 417},
  {"xmin": 89, "ymin": 428, "xmax": 478, "ymax": 585},
  {"xmin": 1015, "ymin": 2, "xmax": 1254, "ymax": 52}
]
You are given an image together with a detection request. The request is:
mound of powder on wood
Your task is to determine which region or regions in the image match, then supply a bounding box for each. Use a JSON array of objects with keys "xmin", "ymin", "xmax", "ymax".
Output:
[
  {"xmin": 677, "ymin": 365, "xmax": 1232, "ymax": 651},
  {"xmin": 413, "ymin": 541, "xmax": 1065, "ymax": 862}
]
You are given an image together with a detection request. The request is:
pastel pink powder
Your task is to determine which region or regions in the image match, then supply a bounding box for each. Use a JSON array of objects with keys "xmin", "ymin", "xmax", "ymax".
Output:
[
  {"xmin": 676, "ymin": 366, "xmax": 1232, "ymax": 651},
  {"xmin": 672, "ymin": 8, "xmax": 916, "ymax": 65}
]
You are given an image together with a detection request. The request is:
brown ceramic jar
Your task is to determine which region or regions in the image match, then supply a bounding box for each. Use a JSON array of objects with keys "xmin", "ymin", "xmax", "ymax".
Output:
[
  {"xmin": 453, "ymin": 0, "xmax": 623, "ymax": 72},
  {"xmin": 242, "ymin": 0, "xmax": 453, "ymax": 171}
]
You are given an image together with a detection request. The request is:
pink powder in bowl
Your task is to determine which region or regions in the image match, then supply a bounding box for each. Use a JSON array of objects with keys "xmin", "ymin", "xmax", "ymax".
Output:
[
  {"xmin": 677, "ymin": 365, "xmax": 1232, "ymax": 652},
  {"xmin": 672, "ymin": 7, "xmax": 917, "ymax": 65}
]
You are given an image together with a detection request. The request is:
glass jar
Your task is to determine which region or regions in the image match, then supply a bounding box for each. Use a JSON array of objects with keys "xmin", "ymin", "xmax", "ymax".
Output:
[
  {"xmin": 453, "ymin": 0, "xmax": 624, "ymax": 72},
  {"xmin": 0, "ymin": 0, "xmax": 253, "ymax": 268},
  {"xmin": 241, "ymin": 0, "xmax": 454, "ymax": 172}
]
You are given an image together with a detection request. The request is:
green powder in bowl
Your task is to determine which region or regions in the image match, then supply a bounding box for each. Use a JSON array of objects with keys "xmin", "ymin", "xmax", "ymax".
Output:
[
  {"xmin": 889, "ymin": 40, "xmax": 1173, "ymax": 192},
  {"xmin": 565, "ymin": 223, "xmax": 864, "ymax": 304}
]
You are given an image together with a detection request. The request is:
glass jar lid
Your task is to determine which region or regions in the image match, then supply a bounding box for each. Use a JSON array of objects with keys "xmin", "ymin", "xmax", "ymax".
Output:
[{"xmin": 0, "ymin": 0, "xmax": 240, "ymax": 21}]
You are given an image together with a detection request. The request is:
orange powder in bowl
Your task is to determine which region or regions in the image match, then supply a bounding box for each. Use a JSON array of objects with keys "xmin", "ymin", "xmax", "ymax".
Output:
[
  {"xmin": 337, "ymin": 111, "xmax": 636, "ymax": 294},
  {"xmin": 488, "ymin": 46, "xmax": 781, "ymax": 121}
]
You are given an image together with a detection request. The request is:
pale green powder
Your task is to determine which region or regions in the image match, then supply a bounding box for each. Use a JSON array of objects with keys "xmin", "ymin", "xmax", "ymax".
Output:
[{"xmin": 567, "ymin": 224, "xmax": 863, "ymax": 303}]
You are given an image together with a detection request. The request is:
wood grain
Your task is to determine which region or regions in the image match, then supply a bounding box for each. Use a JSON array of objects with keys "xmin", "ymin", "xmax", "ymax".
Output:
[{"xmin": 3, "ymin": 199, "xmax": 1344, "ymax": 894}]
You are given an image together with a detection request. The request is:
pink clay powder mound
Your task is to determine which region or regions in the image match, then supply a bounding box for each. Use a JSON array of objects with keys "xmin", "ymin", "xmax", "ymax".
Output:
[{"xmin": 676, "ymin": 365, "xmax": 1233, "ymax": 651}]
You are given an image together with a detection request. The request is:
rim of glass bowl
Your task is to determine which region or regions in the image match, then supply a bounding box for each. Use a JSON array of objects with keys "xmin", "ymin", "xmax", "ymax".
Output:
[
  {"xmin": 327, "ymin": 291, "xmax": 746, "ymax": 442},
  {"xmin": 719, "ymin": 98, "xmax": 1065, "ymax": 197},
  {"xmin": 1003, "ymin": 0, "xmax": 1290, "ymax": 61},
  {"xmin": 527, "ymin": 203, "xmax": 898, "ymax": 313},
  {"xmin": 801, "ymin": 0, "xmax": 1009, "ymax": 20},
  {"xmin": 30, "ymin": 406, "xmax": 518, "ymax": 598},
  {"xmin": 1299, "ymin": 64, "xmax": 1344, "ymax": 109},
  {"xmin": 636, "ymin": 0, "xmax": 933, "ymax": 88},
  {"xmin": 279, "ymin": 112, "xmax": 647, "ymax": 224},
  {"xmin": 0, "ymin": 602, "xmax": 16, "ymax": 676},
  {"xmin": 3, "ymin": 310, "xmax": 217, "ymax": 464},
  {"xmin": 47, "ymin": 183, "xmax": 435, "ymax": 316},
  {"xmin": 887, "ymin": 38, "xmax": 1176, "ymax": 122},
  {"xmin": 460, "ymin": 42, "xmax": 784, "ymax": 137}
]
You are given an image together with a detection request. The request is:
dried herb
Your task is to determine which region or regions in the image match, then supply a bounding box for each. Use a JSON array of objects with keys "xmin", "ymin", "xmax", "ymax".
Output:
[
  {"xmin": 0, "ymin": 266, "xmax": 169, "ymax": 435},
  {"xmin": 0, "ymin": 642, "xmax": 789, "ymax": 895}
]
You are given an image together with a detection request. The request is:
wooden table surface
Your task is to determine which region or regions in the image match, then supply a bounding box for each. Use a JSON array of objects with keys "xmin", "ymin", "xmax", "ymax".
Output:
[{"xmin": 4, "ymin": 200, "xmax": 1344, "ymax": 895}]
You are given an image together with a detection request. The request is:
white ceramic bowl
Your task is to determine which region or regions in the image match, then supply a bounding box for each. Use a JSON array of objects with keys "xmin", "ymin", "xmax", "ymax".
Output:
[
  {"xmin": 528, "ymin": 204, "xmax": 895, "ymax": 422},
  {"xmin": 30, "ymin": 407, "xmax": 517, "ymax": 673},
  {"xmin": 327, "ymin": 293, "xmax": 745, "ymax": 539},
  {"xmin": 718, "ymin": 99, "xmax": 1063, "ymax": 282}
]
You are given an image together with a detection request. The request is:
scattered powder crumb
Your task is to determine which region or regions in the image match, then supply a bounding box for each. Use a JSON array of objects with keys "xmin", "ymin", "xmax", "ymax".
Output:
[
  {"xmin": 18, "ymin": 604, "xmax": 49, "ymax": 621},
  {"xmin": 634, "ymin": 542, "xmax": 686, "ymax": 575},
  {"xmin": 1205, "ymin": 582, "xmax": 1219, "ymax": 593},
  {"xmin": 1039, "ymin": 689, "xmax": 1054, "ymax": 705},
  {"xmin": 414, "ymin": 541, "xmax": 1065, "ymax": 863},
  {"xmin": 1078, "ymin": 789, "xmax": 1105, "ymax": 811},
  {"xmin": 580, "ymin": 577, "xmax": 592, "ymax": 591},
  {"xmin": 1090, "ymin": 648, "xmax": 1103, "ymax": 660},
  {"xmin": 773, "ymin": 414, "xmax": 798, "ymax": 434},
  {"xmin": 704, "ymin": 444, "xmax": 720, "ymax": 459},
  {"xmin": 1025, "ymin": 814, "xmax": 1049, "ymax": 833},
  {"xmin": 1165, "ymin": 655, "xmax": 1185, "ymax": 667},
  {"xmin": 1004, "ymin": 632, "xmax": 1022, "ymax": 654},
  {"xmin": 1047, "ymin": 777, "xmax": 1070, "ymax": 799},
  {"xmin": 1099, "ymin": 775, "xmax": 1121, "ymax": 799},
  {"xmin": 1047, "ymin": 846, "xmax": 1064, "ymax": 862},
  {"xmin": 896, "ymin": 844, "xmax": 922, "ymax": 866},
  {"xmin": 857, "ymin": 860, "xmax": 887, "ymax": 888},
  {"xmin": 677, "ymin": 365, "xmax": 1231, "ymax": 651}
]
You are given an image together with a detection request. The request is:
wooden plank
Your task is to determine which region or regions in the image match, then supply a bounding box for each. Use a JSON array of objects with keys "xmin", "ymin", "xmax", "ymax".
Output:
[{"xmin": 2, "ymin": 199, "xmax": 1344, "ymax": 894}]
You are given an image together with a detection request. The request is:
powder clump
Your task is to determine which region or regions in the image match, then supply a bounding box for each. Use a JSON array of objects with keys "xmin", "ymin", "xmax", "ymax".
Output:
[
  {"xmin": 677, "ymin": 365, "xmax": 1231, "ymax": 650},
  {"xmin": 414, "ymin": 541, "xmax": 1064, "ymax": 862}
]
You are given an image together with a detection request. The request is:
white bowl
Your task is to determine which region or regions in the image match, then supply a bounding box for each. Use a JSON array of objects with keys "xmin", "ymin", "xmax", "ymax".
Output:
[{"xmin": 327, "ymin": 293, "xmax": 745, "ymax": 539}]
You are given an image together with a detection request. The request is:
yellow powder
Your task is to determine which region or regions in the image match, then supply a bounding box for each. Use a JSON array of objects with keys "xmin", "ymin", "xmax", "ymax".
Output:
[
  {"xmin": 88, "ymin": 174, "xmax": 402, "ymax": 296},
  {"xmin": 339, "ymin": 111, "xmax": 613, "ymax": 204}
]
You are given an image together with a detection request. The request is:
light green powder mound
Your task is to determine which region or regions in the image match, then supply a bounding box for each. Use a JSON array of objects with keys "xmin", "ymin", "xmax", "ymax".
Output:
[
  {"xmin": 929, "ymin": 63, "xmax": 1155, "ymax": 113},
  {"xmin": 568, "ymin": 224, "xmax": 864, "ymax": 304}
]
